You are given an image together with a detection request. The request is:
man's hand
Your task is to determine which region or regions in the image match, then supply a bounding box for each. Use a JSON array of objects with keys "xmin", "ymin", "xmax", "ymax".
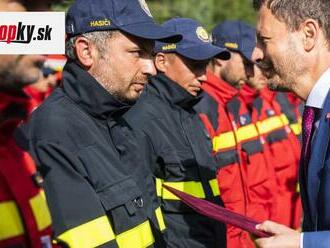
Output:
[{"xmin": 255, "ymin": 220, "xmax": 301, "ymax": 248}]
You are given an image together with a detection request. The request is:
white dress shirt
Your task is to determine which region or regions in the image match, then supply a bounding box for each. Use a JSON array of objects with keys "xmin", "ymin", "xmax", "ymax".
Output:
[
  {"xmin": 306, "ymin": 68, "xmax": 330, "ymax": 108},
  {"xmin": 301, "ymin": 67, "xmax": 330, "ymax": 248}
]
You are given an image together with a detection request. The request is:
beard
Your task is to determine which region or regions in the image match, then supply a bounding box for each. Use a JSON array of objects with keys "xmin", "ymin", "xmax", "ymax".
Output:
[
  {"xmin": 256, "ymin": 55, "xmax": 296, "ymax": 92},
  {"xmin": 220, "ymin": 67, "xmax": 242, "ymax": 89},
  {"xmin": 268, "ymin": 76, "xmax": 291, "ymax": 92},
  {"xmin": 257, "ymin": 38, "xmax": 305, "ymax": 93},
  {"xmin": 93, "ymin": 61, "xmax": 148, "ymax": 104},
  {"xmin": 0, "ymin": 55, "xmax": 42, "ymax": 90}
]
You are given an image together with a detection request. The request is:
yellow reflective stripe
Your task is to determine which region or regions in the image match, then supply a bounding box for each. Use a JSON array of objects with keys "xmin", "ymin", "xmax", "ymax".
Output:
[
  {"xmin": 280, "ymin": 114, "xmax": 290, "ymax": 125},
  {"xmin": 156, "ymin": 178, "xmax": 220, "ymax": 200},
  {"xmin": 212, "ymin": 131, "xmax": 236, "ymax": 151},
  {"xmin": 0, "ymin": 201, "xmax": 24, "ymax": 241},
  {"xmin": 29, "ymin": 190, "xmax": 52, "ymax": 231},
  {"xmin": 280, "ymin": 114, "xmax": 302, "ymax": 135},
  {"xmin": 256, "ymin": 115, "xmax": 285, "ymax": 134},
  {"xmin": 156, "ymin": 178, "xmax": 163, "ymax": 198},
  {"xmin": 209, "ymin": 179, "xmax": 220, "ymax": 196},
  {"xmin": 58, "ymin": 216, "xmax": 115, "ymax": 248},
  {"xmin": 235, "ymin": 124, "xmax": 259, "ymax": 142},
  {"xmin": 162, "ymin": 181, "xmax": 205, "ymax": 200},
  {"xmin": 155, "ymin": 207, "xmax": 166, "ymax": 232},
  {"xmin": 296, "ymin": 183, "xmax": 300, "ymax": 193},
  {"xmin": 117, "ymin": 220, "xmax": 154, "ymax": 248},
  {"xmin": 290, "ymin": 123, "xmax": 302, "ymax": 135}
]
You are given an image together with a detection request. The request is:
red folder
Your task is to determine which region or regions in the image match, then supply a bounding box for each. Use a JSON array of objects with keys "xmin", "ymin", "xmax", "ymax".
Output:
[{"xmin": 163, "ymin": 185, "xmax": 272, "ymax": 238}]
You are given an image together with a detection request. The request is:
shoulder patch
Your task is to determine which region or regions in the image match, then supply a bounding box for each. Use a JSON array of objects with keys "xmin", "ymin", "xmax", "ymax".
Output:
[
  {"xmin": 266, "ymin": 109, "xmax": 275, "ymax": 117},
  {"xmin": 239, "ymin": 113, "xmax": 251, "ymax": 126}
]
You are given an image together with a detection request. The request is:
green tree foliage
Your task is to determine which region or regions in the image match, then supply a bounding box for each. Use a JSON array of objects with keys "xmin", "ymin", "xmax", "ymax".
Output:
[
  {"xmin": 147, "ymin": 0, "xmax": 256, "ymax": 30},
  {"xmin": 54, "ymin": 0, "xmax": 257, "ymax": 30},
  {"xmin": 53, "ymin": 0, "xmax": 73, "ymax": 11}
]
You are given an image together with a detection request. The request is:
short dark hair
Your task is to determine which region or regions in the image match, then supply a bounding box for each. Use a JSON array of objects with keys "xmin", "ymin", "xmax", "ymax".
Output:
[
  {"xmin": 253, "ymin": 0, "xmax": 330, "ymax": 41},
  {"xmin": 65, "ymin": 31, "xmax": 117, "ymax": 61}
]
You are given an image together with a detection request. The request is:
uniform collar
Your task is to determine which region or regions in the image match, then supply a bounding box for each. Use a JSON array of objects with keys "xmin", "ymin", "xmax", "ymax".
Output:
[
  {"xmin": 260, "ymin": 87, "xmax": 276, "ymax": 102},
  {"xmin": 147, "ymin": 73, "xmax": 201, "ymax": 109},
  {"xmin": 286, "ymin": 92, "xmax": 301, "ymax": 107},
  {"xmin": 202, "ymin": 71, "xmax": 238, "ymax": 104},
  {"xmin": 62, "ymin": 61, "xmax": 131, "ymax": 119},
  {"xmin": 239, "ymin": 84, "xmax": 258, "ymax": 106},
  {"xmin": 306, "ymin": 67, "xmax": 330, "ymax": 109}
]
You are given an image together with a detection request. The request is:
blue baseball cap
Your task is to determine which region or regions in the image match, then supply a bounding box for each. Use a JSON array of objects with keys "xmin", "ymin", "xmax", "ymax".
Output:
[
  {"xmin": 66, "ymin": 0, "xmax": 181, "ymax": 42},
  {"xmin": 154, "ymin": 18, "xmax": 230, "ymax": 61},
  {"xmin": 212, "ymin": 20, "xmax": 256, "ymax": 62}
]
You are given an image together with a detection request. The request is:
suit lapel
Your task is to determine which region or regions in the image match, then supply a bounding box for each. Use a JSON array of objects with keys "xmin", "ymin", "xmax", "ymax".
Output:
[
  {"xmin": 299, "ymin": 153, "xmax": 311, "ymax": 230},
  {"xmin": 307, "ymin": 90, "xmax": 330, "ymax": 227}
]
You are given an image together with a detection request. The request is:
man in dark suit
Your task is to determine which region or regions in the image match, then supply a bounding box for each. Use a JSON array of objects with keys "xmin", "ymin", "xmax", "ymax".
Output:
[{"xmin": 252, "ymin": 0, "xmax": 330, "ymax": 247}]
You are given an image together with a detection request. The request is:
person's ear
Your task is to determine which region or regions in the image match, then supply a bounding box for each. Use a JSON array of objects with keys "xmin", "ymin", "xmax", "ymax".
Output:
[
  {"xmin": 213, "ymin": 57, "xmax": 226, "ymax": 68},
  {"xmin": 301, "ymin": 19, "xmax": 319, "ymax": 52},
  {"xmin": 211, "ymin": 57, "xmax": 227, "ymax": 76},
  {"xmin": 75, "ymin": 37, "xmax": 96, "ymax": 68},
  {"xmin": 154, "ymin": 52, "xmax": 167, "ymax": 73}
]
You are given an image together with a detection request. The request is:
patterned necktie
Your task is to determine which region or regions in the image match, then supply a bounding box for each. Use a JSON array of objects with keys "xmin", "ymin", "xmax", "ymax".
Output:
[{"xmin": 302, "ymin": 106, "xmax": 317, "ymax": 165}]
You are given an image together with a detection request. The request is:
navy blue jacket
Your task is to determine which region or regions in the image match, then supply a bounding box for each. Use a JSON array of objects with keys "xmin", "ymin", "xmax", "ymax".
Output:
[
  {"xmin": 124, "ymin": 73, "xmax": 226, "ymax": 248},
  {"xmin": 20, "ymin": 62, "xmax": 165, "ymax": 248},
  {"xmin": 301, "ymin": 88, "xmax": 330, "ymax": 247}
]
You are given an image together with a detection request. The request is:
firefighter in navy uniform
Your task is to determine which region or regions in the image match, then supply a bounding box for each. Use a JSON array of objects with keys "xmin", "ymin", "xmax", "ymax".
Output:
[
  {"xmin": 20, "ymin": 0, "xmax": 181, "ymax": 247},
  {"xmin": 0, "ymin": 1, "xmax": 58, "ymax": 247},
  {"xmin": 123, "ymin": 18, "xmax": 230, "ymax": 248}
]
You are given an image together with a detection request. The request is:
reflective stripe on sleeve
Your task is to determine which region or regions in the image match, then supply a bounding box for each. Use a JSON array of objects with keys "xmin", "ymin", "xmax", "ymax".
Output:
[
  {"xmin": 235, "ymin": 124, "xmax": 259, "ymax": 142},
  {"xmin": 155, "ymin": 207, "xmax": 166, "ymax": 232},
  {"xmin": 29, "ymin": 190, "xmax": 52, "ymax": 231},
  {"xmin": 116, "ymin": 220, "xmax": 154, "ymax": 248},
  {"xmin": 156, "ymin": 178, "xmax": 220, "ymax": 200},
  {"xmin": 213, "ymin": 124, "xmax": 261, "ymax": 150},
  {"xmin": 256, "ymin": 115, "xmax": 285, "ymax": 135},
  {"xmin": 290, "ymin": 123, "xmax": 302, "ymax": 136},
  {"xmin": 280, "ymin": 114, "xmax": 302, "ymax": 135},
  {"xmin": 0, "ymin": 201, "xmax": 25, "ymax": 241},
  {"xmin": 209, "ymin": 178, "xmax": 220, "ymax": 196},
  {"xmin": 58, "ymin": 216, "xmax": 156, "ymax": 248},
  {"xmin": 280, "ymin": 114, "xmax": 290, "ymax": 126},
  {"xmin": 57, "ymin": 216, "xmax": 115, "ymax": 248},
  {"xmin": 212, "ymin": 131, "xmax": 236, "ymax": 152}
]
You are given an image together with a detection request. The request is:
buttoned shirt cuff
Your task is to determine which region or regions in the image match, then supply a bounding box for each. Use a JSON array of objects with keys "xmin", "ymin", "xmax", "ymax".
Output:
[{"xmin": 300, "ymin": 233, "xmax": 304, "ymax": 248}]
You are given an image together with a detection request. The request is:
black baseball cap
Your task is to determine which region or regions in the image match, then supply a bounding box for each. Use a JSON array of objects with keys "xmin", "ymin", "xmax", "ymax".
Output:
[
  {"xmin": 154, "ymin": 18, "xmax": 230, "ymax": 61},
  {"xmin": 212, "ymin": 20, "xmax": 256, "ymax": 62},
  {"xmin": 66, "ymin": 0, "xmax": 181, "ymax": 42}
]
